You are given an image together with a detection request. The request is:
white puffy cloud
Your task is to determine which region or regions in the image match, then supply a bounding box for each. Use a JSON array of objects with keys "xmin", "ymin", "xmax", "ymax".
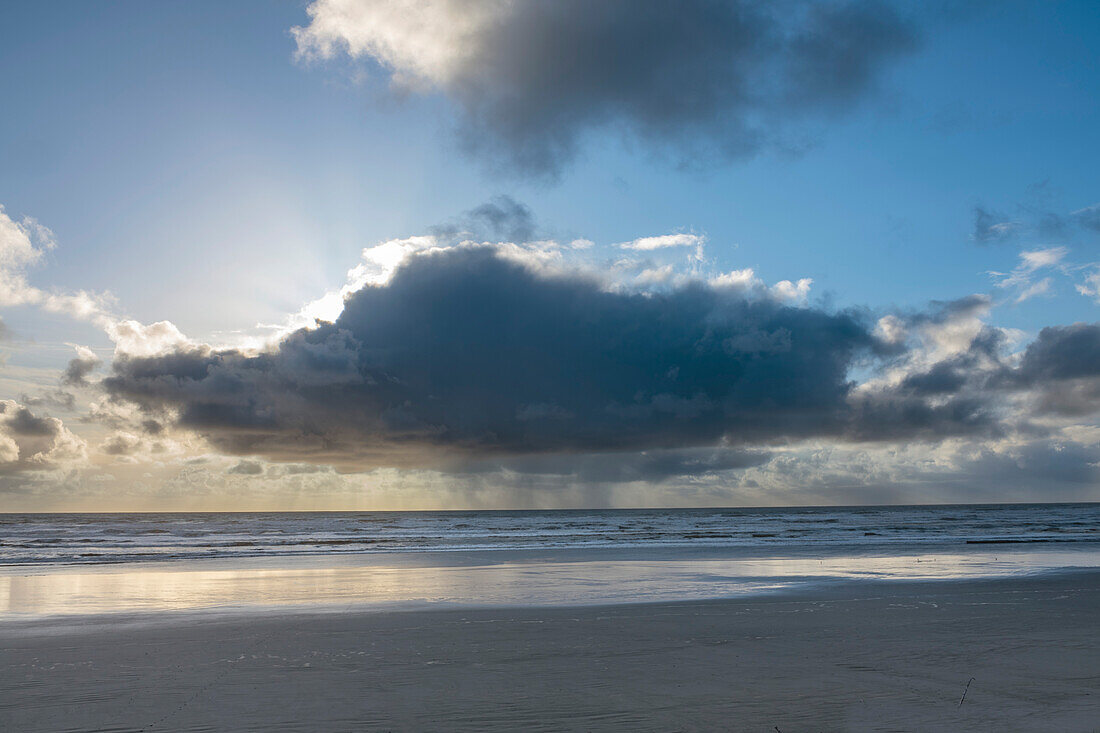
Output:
[
  {"xmin": 105, "ymin": 319, "xmax": 191, "ymax": 357},
  {"xmin": 288, "ymin": 235, "xmax": 442, "ymax": 328},
  {"xmin": 0, "ymin": 206, "xmax": 52, "ymax": 285},
  {"xmin": 293, "ymin": 0, "xmax": 508, "ymax": 89},
  {"xmin": 1, "ymin": 203, "xmax": 194, "ymax": 358},
  {"xmin": 710, "ymin": 268, "xmax": 813, "ymax": 303},
  {"xmin": 0, "ymin": 205, "xmax": 112, "ymax": 320},
  {"xmin": 770, "ymin": 278, "xmax": 813, "ymax": 304},
  {"xmin": 874, "ymin": 314, "xmax": 908, "ymax": 346}
]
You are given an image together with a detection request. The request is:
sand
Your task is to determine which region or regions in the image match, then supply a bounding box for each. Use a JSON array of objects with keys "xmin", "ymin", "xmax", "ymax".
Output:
[{"xmin": 3, "ymin": 571, "xmax": 1099, "ymax": 732}]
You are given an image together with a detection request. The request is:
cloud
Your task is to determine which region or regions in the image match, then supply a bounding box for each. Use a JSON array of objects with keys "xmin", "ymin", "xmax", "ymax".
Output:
[
  {"xmin": 20, "ymin": 390, "xmax": 77, "ymax": 412},
  {"xmin": 294, "ymin": 0, "xmax": 919, "ymax": 177},
  {"xmin": 619, "ymin": 233, "xmax": 705, "ymax": 251},
  {"xmin": 7, "ymin": 198, "xmax": 1099, "ymax": 505},
  {"xmin": 770, "ymin": 278, "xmax": 814, "ymax": 303},
  {"xmin": 1008, "ymin": 323, "xmax": 1100, "ymax": 418},
  {"xmin": 430, "ymin": 195, "xmax": 538, "ymax": 244},
  {"xmin": 62, "ymin": 345, "xmax": 101, "ymax": 387},
  {"xmin": 228, "ymin": 459, "xmax": 265, "ymax": 476},
  {"xmin": 104, "ymin": 241, "xmax": 1099, "ymax": 473},
  {"xmin": 971, "ymin": 195, "xmax": 1100, "ymax": 245},
  {"xmin": 103, "ymin": 319, "xmax": 191, "ymax": 357},
  {"xmin": 1074, "ymin": 203, "xmax": 1100, "ymax": 232},
  {"xmin": 0, "ymin": 203, "xmax": 197, "ymax": 357},
  {"xmin": 1020, "ymin": 247, "xmax": 1068, "ymax": 271},
  {"xmin": 711, "ymin": 268, "xmax": 814, "ymax": 304},
  {"xmin": 985, "ymin": 245, "xmax": 1100, "ymax": 306},
  {"xmin": 988, "ymin": 246, "xmax": 1068, "ymax": 302},
  {"xmin": 100, "ymin": 432, "xmax": 145, "ymax": 456},
  {"xmin": 843, "ymin": 295, "xmax": 1049, "ymax": 441},
  {"xmin": 864, "ymin": 316, "xmax": 1100, "ymax": 429},
  {"xmin": 1076, "ymin": 270, "xmax": 1100, "ymax": 304},
  {"xmin": 105, "ymin": 244, "xmax": 890, "ymax": 469},
  {"xmin": 0, "ymin": 205, "xmax": 54, "ymax": 298},
  {"xmin": 0, "ymin": 205, "xmax": 112, "ymax": 321},
  {"xmin": 957, "ymin": 437, "xmax": 1100, "ymax": 492},
  {"xmin": 971, "ymin": 206, "xmax": 1019, "ymax": 243},
  {"xmin": 0, "ymin": 399, "xmax": 86, "ymax": 473}
]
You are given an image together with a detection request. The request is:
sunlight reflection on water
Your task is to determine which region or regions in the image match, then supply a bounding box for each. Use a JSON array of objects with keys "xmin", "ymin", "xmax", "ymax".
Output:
[{"xmin": 2, "ymin": 548, "xmax": 1098, "ymax": 618}]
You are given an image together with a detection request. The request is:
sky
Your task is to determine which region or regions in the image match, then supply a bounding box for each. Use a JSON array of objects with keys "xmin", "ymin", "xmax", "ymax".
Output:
[{"xmin": 1, "ymin": 0, "xmax": 1099, "ymax": 510}]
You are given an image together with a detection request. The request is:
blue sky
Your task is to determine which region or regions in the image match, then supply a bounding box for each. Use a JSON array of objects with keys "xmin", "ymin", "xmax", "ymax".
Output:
[
  {"xmin": 2, "ymin": 1, "xmax": 1097, "ymax": 336},
  {"xmin": 1, "ymin": 1, "xmax": 1099, "ymax": 509}
]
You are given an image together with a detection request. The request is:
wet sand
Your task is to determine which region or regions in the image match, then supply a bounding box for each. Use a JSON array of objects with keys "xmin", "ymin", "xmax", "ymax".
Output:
[{"xmin": 3, "ymin": 571, "xmax": 1099, "ymax": 732}]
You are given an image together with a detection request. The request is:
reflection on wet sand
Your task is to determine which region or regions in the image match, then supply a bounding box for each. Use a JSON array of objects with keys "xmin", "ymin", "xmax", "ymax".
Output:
[{"xmin": 2, "ymin": 547, "xmax": 1098, "ymax": 618}]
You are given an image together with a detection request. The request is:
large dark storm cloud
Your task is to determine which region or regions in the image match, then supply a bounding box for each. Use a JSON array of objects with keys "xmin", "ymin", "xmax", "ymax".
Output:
[
  {"xmin": 297, "ymin": 0, "xmax": 919, "ymax": 177},
  {"xmin": 105, "ymin": 246, "xmax": 886, "ymax": 468},
  {"xmin": 103, "ymin": 246, "xmax": 1100, "ymax": 470}
]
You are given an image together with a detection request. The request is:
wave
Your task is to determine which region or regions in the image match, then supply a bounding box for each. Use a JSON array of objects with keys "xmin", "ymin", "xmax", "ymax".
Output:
[{"xmin": 2, "ymin": 503, "xmax": 1098, "ymax": 567}]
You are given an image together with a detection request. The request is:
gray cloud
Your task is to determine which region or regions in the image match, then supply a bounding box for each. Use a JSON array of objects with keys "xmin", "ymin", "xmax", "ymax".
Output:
[
  {"xmin": 142, "ymin": 419, "xmax": 165, "ymax": 435},
  {"xmin": 971, "ymin": 206, "xmax": 1018, "ymax": 243},
  {"xmin": 105, "ymin": 245, "xmax": 889, "ymax": 468},
  {"xmin": 296, "ymin": 0, "xmax": 919, "ymax": 177},
  {"xmin": 1008, "ymin": 323, "xmax": 1100, "ymax": 417},
  {"xmin": 903, "ymin": 293, "xmax": 991, "ymax": 330},
  {"xmin": 228, "ymin": 459, "xmax": 264, "ymax": 476},
  {"xmin": 882, "ymin": 320, "xmax": 1100, "ymax": 423},
  {"xmin": 1016, "ymin": 323, "xmax": 1100, "ymax": 383},
  {"xmin": 100, "ymin": 433, "xmax": 144, "ymax": 456},
  {"xmin": 20, "ymin": 390, "xmax": 77, "ymax": 412},
  {"xmin": 62, "ymin": 351, "xmax": 101, "ymax": 387},
  {"xmin": 97, "ymin": 235, "xmax": 1100, "ymax": 483},
  {"xmin": 430, "ymin": 195, "xmax": 538, "ymax": 244},
  {"xmin": 962, "ymin": 438, "xmax": 1100, "ymax": 490},
  {"xmin": 0, "ymin": 399, "xmax": 86, "ymax": 473},
  {"xmin": 971, "ymin": 196, "xmax": 1100, "ymax": 245},
  {"xmin": 103, "ymin": 244, "xmax": 1091, "ymax": 473},
  {"xmin": 1076, "ymin": 204, "xmax": 1100, "ymax": 233}
]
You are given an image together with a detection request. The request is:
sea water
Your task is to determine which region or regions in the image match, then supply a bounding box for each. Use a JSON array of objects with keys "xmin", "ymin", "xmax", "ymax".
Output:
[
  {"xmin": 2, "ymin": 504, "xmax": 1098, "ymax": 617},
  {"xmin": 2, "ymin": 503, "xmax": 1098, "ymax": 566}
]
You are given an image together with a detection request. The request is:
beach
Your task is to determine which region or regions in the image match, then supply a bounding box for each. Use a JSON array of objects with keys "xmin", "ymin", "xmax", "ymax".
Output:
[
  {"xmin": 3, "ymin": 506, "xmax": 1100, "ymax": 731},
  {"xmin": 4, "ymin": 570, "xmax": 1099, "ymax": 732},
  {"xmin": 6, "ymin": 1, "xmax": 1100, "ymax": 730}
]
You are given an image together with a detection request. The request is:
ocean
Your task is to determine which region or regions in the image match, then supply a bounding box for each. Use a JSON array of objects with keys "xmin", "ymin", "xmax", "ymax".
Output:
[{"xmin": 3, "ymin": 503, "xmax": 1098, "ymax": 566}]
